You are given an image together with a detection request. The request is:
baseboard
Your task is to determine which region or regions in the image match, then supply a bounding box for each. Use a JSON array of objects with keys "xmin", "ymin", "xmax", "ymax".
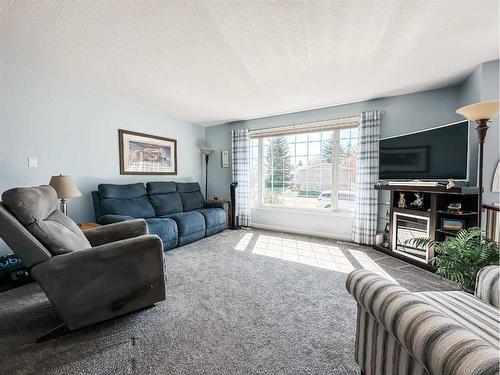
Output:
[{"xmin": 250, "ymin": 223, "xmax": 352, "ymax": 242}]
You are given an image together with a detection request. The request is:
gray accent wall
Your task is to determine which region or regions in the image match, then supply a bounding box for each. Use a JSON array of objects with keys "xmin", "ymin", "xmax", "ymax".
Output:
[{"xmin": 0, "ymin": 60, "xmax": 205, "ymax": 254}]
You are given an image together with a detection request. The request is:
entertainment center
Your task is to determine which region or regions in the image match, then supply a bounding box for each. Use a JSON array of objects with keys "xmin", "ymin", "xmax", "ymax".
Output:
[
  {"xmin": 374, "ymin": 184, "xmax": 479, "ymax": 270},
  {"xmin": 375, "ymin": 119, "xmax": 479, "ymax": 270}
]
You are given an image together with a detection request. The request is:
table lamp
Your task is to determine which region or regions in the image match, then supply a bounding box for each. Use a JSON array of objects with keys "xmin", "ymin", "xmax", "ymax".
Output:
[
  {"xmin": 49, "ymin": 174, "xmax": 82, "ymax": 215},
  {"xmin": 200, "ymin": 148, "xmax": 215, "ymax": 199},
  {"xmin": 456, "ymin": 99, "xmax": 500, "ymax": 225}
]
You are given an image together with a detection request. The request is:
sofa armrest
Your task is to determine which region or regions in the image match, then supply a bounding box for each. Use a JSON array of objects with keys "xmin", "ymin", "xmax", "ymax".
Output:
[
  {"xmin": 475, "ymin": 266, "xmax": 500, "ymax": 308},
  {"xmin": 204, "ymin": 201, "xmax": 229, "ymax": 218},
  {"xmin": 31, "ymin": 235, "xmax": 166, "ymax": 330},
  {"xmin": 83, "ymin": 219, "xmax": 148, "ymax": 247},
  {"xmin": 97, "ymin": 214, "xmax": 134, "ymax": 225},
  {"xmin": 346, "ymin": 270, "xmax": 499, "ymax": 374}
]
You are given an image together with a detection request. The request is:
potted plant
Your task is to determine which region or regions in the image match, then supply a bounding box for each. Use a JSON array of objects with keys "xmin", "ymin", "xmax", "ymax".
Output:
[{"xmin": 405, "ymin": 227, "xmax": 499, "ymax": 293}]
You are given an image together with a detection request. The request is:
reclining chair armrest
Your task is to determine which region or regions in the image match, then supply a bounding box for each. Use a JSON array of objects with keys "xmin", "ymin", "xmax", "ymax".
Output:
[
  {"xmin": 31, "ymin": 235, "xmax": 166, "ymax": 331},
  {"xmin": 83, "ymin": 219, "xmax": 148, "ymax": 246},
  {"xmin": 346, "ymin": 269, "xmax": 499, "ymax": 374},
  {"xmin": 97, "ymin": 214, "xmax": 135, "ymax": 225},
  {"xmin": 475, "ymin": 266, "xmax": 500, "ymax": 308}
]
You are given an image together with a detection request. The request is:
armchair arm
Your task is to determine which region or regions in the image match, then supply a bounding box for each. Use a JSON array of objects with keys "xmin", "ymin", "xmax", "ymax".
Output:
[
  {"xmin": 83, "ymin": 219, "xmax": 148, "ymax": 247},
  {"xmin": 475, "ymin": 266, "xmax": 500, "ymax": 308},
  {"xmin": 97, "ymin": 214, "xmax": 134, "ymax": 225},
  {"xmin": 346, "ymin": 270, "xmax": 499, "ymax": 374},
  {"xmin": 31, "ymin": 235, "xmax": 166, "ymax": 331}
]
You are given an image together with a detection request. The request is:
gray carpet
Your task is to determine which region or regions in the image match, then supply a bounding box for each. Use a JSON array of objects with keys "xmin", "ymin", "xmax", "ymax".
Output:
[{"xmin": 0, "ymin": 229, "xmax": 458, "ymax": 375}]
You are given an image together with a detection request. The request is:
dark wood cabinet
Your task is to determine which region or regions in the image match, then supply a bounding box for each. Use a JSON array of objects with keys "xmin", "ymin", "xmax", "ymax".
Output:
[{"xmin": 374, "ymin": 184, "xmax": 478, "ymax": 270}]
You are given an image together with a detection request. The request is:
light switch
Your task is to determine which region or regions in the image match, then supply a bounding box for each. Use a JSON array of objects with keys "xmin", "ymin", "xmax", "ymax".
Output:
[{"xmin": 28, "ymin": 157, "xmax": 38, "ymax": 168}]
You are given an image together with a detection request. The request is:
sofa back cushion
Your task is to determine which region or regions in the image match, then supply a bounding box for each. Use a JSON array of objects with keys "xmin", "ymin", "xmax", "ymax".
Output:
[
  {"xmin": 176, "ymin": 182, "xmax": 204, "ymax": 211},
  {"xmin": 98, "ymin": 183, "xmax": 155, "ymax": 219},
  {"xmin": 146, "ymin": 182, "xmax": 184, "ymax": 216},
  {"xmin": 2, "ymin": 186, "xmax": 91, "ymax": 256}
]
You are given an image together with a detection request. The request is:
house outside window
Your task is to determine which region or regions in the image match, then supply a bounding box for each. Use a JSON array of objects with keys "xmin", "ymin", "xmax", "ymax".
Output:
[{"xmin": 249, "ymin": 121, "xmax": 358, "ymax": 212}]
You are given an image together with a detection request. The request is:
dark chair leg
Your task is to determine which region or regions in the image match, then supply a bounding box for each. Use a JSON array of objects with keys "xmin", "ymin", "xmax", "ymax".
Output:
[{"xmin": 36, "ymin": 323, "xmax": 69, "ymax": 343}]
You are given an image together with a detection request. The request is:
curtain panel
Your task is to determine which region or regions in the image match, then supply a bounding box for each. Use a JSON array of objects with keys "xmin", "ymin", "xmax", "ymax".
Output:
[
  {"xmin": 352, "ymin": 110, "xmax": 381, "ymax": 245},
  {"xmin": 231, "ymin": 129, "xmax": 251, "ymax": 227}
]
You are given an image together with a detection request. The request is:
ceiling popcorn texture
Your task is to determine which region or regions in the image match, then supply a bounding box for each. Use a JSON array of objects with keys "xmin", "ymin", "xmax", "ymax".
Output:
[{"xmin": 1, "ymin": 0, "xmax": 498, "ymax": 126}]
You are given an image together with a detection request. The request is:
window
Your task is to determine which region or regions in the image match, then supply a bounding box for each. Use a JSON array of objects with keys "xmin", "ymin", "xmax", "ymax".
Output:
[{"xmin": 250, "ymin": 124, "xmax": 358, "ymax": 211}]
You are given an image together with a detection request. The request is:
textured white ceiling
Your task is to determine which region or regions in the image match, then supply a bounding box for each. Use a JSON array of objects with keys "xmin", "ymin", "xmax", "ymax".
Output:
[{"xmin": 1, "ymin": 0, "xmax": 499, "ymax": 126}]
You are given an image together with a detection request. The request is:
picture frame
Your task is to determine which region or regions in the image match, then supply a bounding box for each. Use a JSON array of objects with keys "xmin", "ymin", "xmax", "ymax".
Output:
[
  {"xmin": 221, "ymin": 150, "xmax": 229, "ymax": 168},
  {"xmin": 440, "ymin": 218, "xmax": 465, "ymax": 232},
  {"xmin": 119, "ymin": 129, "xmax": 177, "ymax": 175}
]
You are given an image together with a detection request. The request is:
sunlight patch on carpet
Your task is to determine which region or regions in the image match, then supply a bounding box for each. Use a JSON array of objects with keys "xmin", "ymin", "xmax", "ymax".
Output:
[
  {"xmin": 348, "ymin": 249, "xmax": 397, "ymax": 283},
  {"xmin": 249, "ymin": 234, "xmax": 355, "ymax": 273}
]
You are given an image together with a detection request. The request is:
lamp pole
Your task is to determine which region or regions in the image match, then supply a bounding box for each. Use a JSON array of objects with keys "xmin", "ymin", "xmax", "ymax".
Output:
[
  {"xmin": 200, "ymin": 148, "xmax": 215, "ymax": 200},
  {"xmin": 475, "ymin": 119, "xmax": 489, "ymax": 227},
  {"xmin": 204, "ymin": 154, "xmax": 210, "ymax": 199},
  {"xmin": 456, "ymin": 100, "xmax": 500, "ymax": 229}
]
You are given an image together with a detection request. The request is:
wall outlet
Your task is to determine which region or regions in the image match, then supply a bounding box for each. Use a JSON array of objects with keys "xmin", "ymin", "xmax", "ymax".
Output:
[{"xmin": 28, "ymin": 157, "xmax": 37, "ymax": 168}]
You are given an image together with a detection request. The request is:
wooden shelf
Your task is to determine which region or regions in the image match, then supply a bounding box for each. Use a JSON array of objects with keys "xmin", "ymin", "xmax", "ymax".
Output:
[
  {"xmin": 436, "ymin": 229, "xmax": 460, "ymax": 236},
  {"xmin": 393, "ymin": 207, "xmax": 431, "ymax": 217},
  {"xmin": 375, "ymin": 184, "xmax": 479, "ymax": 195},
  {"xmin": 436, "ymin": 210, "xmax": 477, "ymax": 216}
]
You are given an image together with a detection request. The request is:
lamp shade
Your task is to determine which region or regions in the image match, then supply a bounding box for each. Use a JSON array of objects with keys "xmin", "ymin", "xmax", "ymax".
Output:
[
  {"xmin": 49, "ymin": 175, "xmax": 81, "ymax": 198},
  {"xmin": 456, "ymin": 100, "xmax": 500, "ymax": 121},
  {"xmin": 493, "ymin": 161, "xmax": 500, "ymax": 193},
  {"xmin": 200, "ymin": 148, "xmax": 215, "ymax": 156}
]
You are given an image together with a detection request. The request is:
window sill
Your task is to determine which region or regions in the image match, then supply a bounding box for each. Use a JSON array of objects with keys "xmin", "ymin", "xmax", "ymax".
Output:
[{"xmin": 252, "ymin": 205, "xmax": 354, "ymax": 218}]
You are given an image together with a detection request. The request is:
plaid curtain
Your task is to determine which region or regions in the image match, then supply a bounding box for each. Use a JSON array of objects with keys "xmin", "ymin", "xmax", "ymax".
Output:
[
  {"xmin": 352, "ymin": 110, "xmax": 380, "ymax": 245},
  {"xmin": 231, "ymin": 129, "xmax": 251, "ymax": 227}
]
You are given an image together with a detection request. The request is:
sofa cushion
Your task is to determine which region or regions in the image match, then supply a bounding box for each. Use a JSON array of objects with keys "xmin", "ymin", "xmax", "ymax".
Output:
[
  {"xmin": 176, "ymin": 182, "xmax": 204, "ymax": 211},
  {"xmin": 163, "ymin": 211, "xmax": 205, "ymax": 246},
  {"xmin": 196, "ymin": 208, "xmax": 227, "ymax": 236},
  {"xmin": 147, "ymin": 182, "xmax": 183, "ymax": 216},
  {"xmin": 418, "ymin": 290, "xmax": 500, "ymax": 348},
  {"xmin": 98, "ymin": 183, "xmax": 155, "ymax": 219},
  {"xmin": 196, "ymin": 208, "xmax": 227, "ymax": 228},
  {"xmin": 2, "ymin": 186, "xmax": 91, "ymax": 255},
  {"xmin": 145, "ymin": 218, "xmax": 178, "ymax": 251}
]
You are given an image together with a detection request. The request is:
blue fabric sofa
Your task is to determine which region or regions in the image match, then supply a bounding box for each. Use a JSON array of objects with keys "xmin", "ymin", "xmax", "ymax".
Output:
[{"xmin": 91, "ymin": 182, "xmax": 227, "ymax": 251}]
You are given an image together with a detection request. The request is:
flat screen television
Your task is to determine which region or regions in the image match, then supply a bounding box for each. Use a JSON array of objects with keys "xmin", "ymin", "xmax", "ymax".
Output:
[{"xmin": 379, "ymin": 120, "xmax": 469, "ymax": 181}]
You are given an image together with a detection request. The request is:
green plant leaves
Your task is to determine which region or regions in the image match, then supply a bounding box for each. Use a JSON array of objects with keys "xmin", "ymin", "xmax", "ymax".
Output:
[{"xmin": 405, "ymin": 227, "xmax": 499, "ymax": 292}]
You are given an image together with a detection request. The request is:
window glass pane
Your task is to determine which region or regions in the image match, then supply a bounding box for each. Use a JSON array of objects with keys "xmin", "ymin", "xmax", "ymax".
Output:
[
  {"xmin": 296, "ymin": 143, "xmax": 307, "ymax": 155},
  {"xmin": 308, "ymin": 132, "xmax": 322, "ymax": 141},
  {"xmin": 253, "ymin": 126, "xmax": 357, "ymax": 211},
  {"xmin": 296, "ymin": 133, "xmax": 308, "ymax": 142},
  {"xmin": 337, "ymin": 127, "xmax": 358, "ymax": 210},
  {"xmin": 308, "ymin": 141, "xmax": 321, "ymax": 155}
]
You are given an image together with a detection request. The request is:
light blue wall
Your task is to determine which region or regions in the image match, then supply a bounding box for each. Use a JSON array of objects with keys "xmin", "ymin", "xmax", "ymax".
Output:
[
  {"xmin": 205, "ymin": 85, "xmax": 466, "ymax": 200},
  {"xmin": 0, "ymin": 60, "xmax": 205, "ymax": 254}
]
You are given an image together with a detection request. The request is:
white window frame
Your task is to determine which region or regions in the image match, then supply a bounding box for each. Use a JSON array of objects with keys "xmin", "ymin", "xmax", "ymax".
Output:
[{"xmin": 250, "ymin": 117, "xmax": 359, "ymax": 213}]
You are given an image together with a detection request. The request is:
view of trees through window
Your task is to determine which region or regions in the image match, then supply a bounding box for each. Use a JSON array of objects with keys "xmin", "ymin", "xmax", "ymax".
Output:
[{"xmin": 250, "ymin": 126, "xmax": 358, "ymax": 211}]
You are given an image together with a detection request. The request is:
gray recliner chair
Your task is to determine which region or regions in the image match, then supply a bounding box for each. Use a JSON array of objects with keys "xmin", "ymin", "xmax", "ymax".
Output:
[{"xmin": 0, "ymin": 185, "xmax": 166, "ymax": 342}]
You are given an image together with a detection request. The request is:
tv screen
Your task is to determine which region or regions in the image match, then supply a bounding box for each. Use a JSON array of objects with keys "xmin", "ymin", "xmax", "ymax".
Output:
[{"xmin": 379, "ymin": 121, "xmax": 469, "ymax": 180}]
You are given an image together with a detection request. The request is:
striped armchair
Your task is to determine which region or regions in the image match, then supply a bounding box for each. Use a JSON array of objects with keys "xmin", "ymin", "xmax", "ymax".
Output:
[{"xmin": 346, "ymin": 267, "xmax": 500, "ymax": 375}]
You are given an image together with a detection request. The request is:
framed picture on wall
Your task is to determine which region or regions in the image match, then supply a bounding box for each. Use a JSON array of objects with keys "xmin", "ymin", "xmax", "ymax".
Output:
[
  {"xmin": 221, "ymin": 150, "xmax": 229, "ymax": 168},
  {"xmin": 119, "ymin": 129, "xmax": 177, "ymax": 175}
]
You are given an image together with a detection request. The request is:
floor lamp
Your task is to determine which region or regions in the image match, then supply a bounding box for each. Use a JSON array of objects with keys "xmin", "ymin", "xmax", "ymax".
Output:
[
  {"xmin": 200, "ymin": 148, "xmax": 215, "ymax": 200},
  {"xmin": 456, "ymin": 100, "xmax": 500, "ymax": 227}
]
